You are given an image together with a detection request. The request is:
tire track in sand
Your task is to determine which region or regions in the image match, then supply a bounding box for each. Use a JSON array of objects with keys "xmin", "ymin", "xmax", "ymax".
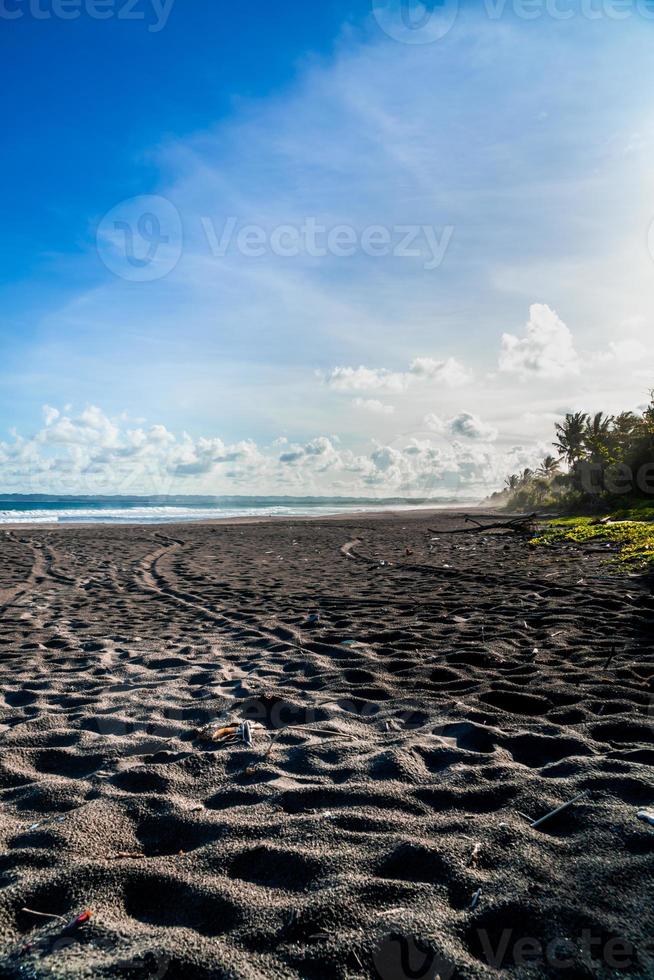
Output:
[
  {"xmin": 0, "ymin": 540, "xmax": 48, "ymax": 615},
  {"xmin": 136, "ymin": 537, "xmax": 307, "ymax": 653}
]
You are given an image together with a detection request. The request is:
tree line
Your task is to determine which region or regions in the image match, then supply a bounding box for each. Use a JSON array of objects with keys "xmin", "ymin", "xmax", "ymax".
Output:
[{"xmin": 492, "ymin": 399, "xmax": 654, "ymax": 512}]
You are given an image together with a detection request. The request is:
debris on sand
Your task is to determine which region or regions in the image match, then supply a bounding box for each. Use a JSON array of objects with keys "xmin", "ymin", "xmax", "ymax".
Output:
[
  {"xmin": 61, "ymin": 910, "xmax": 93, "ymax": 934},
  {"xmin": 467, "ymin": 842, "xmax": 482, "ymax": 868},
  {"xmin": 637, "ymin": 809, "xmax": 654, "ymax": 827},
  {"xmin": 20, "ymin": 908, "xmax": 94, "ymax": 950},
  {"xmin": 197, "ymin": 720, "xmax": 267, "ymax": 745},
  {"xmin": 240, "ymin": 720, "xmax": 254, "ymax": 747},
  {"xmin": 530, "ymin": 791, "xmax": 589, "ymax": 829},
  {"xmin": 21, "ymin": 908, "xmax": 67, "ymax": 924},
  {"xmin": 430, "ymin": 513, "xmax": 539, "ymax": 537}
]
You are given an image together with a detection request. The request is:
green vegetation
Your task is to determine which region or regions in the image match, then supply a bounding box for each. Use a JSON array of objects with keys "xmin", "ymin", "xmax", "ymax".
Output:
[
  {"xmin": 488, "ymin": 397, "xmax": 654, "ymax": 570},
  {"xmin": 532, "ymin": 517, "xmax": 654, "ymax": 569},
  {"xmin": 489, "ymin": 397, "xmax": 654, "ymax": 514}
]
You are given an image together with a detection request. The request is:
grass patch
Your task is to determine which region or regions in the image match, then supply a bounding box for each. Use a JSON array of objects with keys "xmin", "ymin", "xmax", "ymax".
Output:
[
  {"xmin": 611, "ymin": 501, "xmax": 654, "ymax": 522},
  {"xmin": 532, "ymin": 516, "xmax": 654, "ymax": 569}
]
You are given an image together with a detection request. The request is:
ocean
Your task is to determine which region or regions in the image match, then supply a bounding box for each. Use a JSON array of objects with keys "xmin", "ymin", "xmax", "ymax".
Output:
[{"xmin": 0, "ymin": 495, "xmax": 474, "ymax": 526}]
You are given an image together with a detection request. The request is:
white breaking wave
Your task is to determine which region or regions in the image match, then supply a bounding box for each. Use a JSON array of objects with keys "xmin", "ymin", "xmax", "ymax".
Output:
[{"xmin": 0, "ymin": 501, "xmax": 463, "ymax": 526}]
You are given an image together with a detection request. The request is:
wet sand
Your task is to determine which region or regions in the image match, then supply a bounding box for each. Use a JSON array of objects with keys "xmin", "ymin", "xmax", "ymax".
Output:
[{"xmin": 0, "ymin": 512, "xmax": 653, "ymax": 978}]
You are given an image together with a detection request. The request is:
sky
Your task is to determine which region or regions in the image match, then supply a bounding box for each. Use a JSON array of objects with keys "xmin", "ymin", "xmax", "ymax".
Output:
[{"xmin": 2, "ymin": 0, "xmax": 654, "ymax": 498}]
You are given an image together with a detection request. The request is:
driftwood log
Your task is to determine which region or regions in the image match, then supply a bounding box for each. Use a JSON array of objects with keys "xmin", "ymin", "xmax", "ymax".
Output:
[{"xmin": 429, "ymin": 513, "xmax": 545, "ymax": 536}]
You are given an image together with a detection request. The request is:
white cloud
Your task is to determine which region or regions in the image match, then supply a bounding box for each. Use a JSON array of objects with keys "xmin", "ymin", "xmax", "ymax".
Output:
[
  {"xmin": 409, "ymin": 357, "xmax": 472, "ymax": 387},
  {"xmin": 362, "ymin": 437, "xmax": 543, "ymax": 496},
  {"xmin": 353, "ymin": 398, "xmax": 395, "ymax": 415},
  {"xmin": 0, "ymin": 404, "xmax": 547, "ymax": 500},
  {"xmin": 323, "ymin": 356, "xmax": 472, "ymax": 393},
  {"xmin": 322, "ymin": 366, "xmax": 408, "ymax": 392},
  {"xmin": 423, "ymin": 413, "xmax": 445, "ymax": 434},
  {"xmin": 499, "ymin": 304, "xmax": 580, "ymax": 379},
  {"xmin": 172, "ymin": 437, "xmax": 258, "ymax": 476},
  {"xmin": 279, "ymin": 436, "xmax": 339, "ymax": 468},
  {"xmin": 448, "ymin": 412, "xmax": 498, "ymax": 442},
  {"xmin": 37, "ymin": 404, "xmax": 121, "ymax": 448},
  {"xmin": 606, "ymin": 338, "xmax": 647, "ymax": 364}
]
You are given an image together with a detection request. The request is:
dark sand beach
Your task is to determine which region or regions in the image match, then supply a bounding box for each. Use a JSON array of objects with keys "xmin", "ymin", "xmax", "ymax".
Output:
[{"xmin": 0, "ymin": 511, "xmax": 653, "ymax": 978}]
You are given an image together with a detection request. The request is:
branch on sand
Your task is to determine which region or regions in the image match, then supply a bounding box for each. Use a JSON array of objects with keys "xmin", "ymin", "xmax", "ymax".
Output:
[
  {"xmin": 429, "ymin": 513, "xmax": 541, "ymax": 537},
  {"xmin": 530, "ymin": 791, "xmax": 589, "ymax": 829}
]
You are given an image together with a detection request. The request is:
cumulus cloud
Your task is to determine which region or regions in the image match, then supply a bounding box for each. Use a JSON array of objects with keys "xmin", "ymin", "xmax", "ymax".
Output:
[
  {"xmin": 0, "ymin": 405, "xmax": 546, "ymax": 501},
  {"xmin": 362, "ymin": 437, "xmax": 537, "ymax": 496},
  {"xmin": 322, "ymin": 366, "xmax": 407, "ymax": 393},
  {"xmin": 37, "ymin": 404, "xmax": 121, "ymax": 448},
  {"xmin": 172, "ymin": 437, "xmax": 257, "ymax": 476},
  {"xmin": 352, "ymin": 398, "xmax": 395, "ymax": 415},
  {"xmin": 499, "ymin": 304, "xmax": 580, "ymax": 378},
  {"xmin": 279, "ymin": 436, "xmax": 339, "ymax": 468},
  {"xmin": 409, "ymin": 357, "xmax": 472, "ymax": 387},
  {"xmin": 448, "ymin": 412, "xmax": 498, "ymax": 442},
  {"xmin": 323, "ymin": 356, "xmax": 472, "ymax": 393},
  {"xmin": 0, "ymin": 406, "xmax": 267, "ymax": 494}
]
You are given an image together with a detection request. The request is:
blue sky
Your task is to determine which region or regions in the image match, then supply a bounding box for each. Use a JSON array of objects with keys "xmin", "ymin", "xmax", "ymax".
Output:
[{"xmin": 2, "ymin": 1, "xmax": 654, "ymax": 496}]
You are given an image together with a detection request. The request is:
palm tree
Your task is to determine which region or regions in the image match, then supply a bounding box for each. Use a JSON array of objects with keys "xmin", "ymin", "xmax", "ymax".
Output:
[
  {"xmin": 643, "ymin": 394, "xmax": 654, "ymax": 435},
  {"xmin": 538, "ymin": 455, "xmax": 560, "ymax": 478},
  {"xmin": 607, "ymin": 411, "xmax": 642, "ymax": 462},
  {"xmin": 554, "ymin": 412, "xmax": 588, "ymax": 465},
  {"xmin": 504, "ymin": 474, "xmax": 520, "ymax": 492},
  {"xmin": 584, "ymin": 411, "xmax": 614, "ymax": 461},
  {"xmin": 613, "ymin": 411, "xmax": 641, "ymax": 438}
]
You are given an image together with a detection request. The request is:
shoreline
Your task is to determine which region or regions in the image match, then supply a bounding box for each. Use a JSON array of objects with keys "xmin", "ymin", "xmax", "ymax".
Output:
[{"xmin": 0, "ymin": 503, "xmax": 495, "ymax": 531}]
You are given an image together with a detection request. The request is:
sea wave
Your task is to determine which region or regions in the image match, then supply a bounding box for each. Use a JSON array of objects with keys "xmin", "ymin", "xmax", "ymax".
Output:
[{"xmin": 0, "ymin": 500, "xmax": 462, "ymax": 526}]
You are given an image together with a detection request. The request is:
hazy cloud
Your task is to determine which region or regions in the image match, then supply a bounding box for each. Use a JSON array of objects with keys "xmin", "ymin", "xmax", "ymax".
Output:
[
  {"xmin": 499, "ymin": 304, "xmax": 580, "ymax": 379},
  {"xmin": 448, "ymin": 412, "xmax": 498, "ymax": 442},
  {"xmin": 353, "ymin": 398, "xmax": 395, "ymax": 415}
]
